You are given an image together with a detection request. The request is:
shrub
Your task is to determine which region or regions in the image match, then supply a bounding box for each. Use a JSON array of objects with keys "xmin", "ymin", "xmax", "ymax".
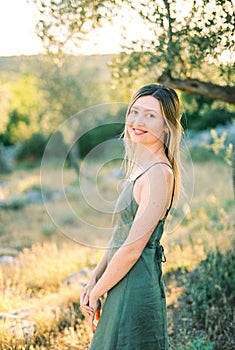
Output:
[
  {"xmin": 78, "ymin": 122, "xmax": 124, "ymax": 159},
  {"xmin": 181, "ymin": 92, "xmax": 235, "ymax": 131},
  {"xmin": 189, "ymin": 146, "xmax": 217, "ymax": 163},
  {"xmin": 16, "ymin": 133, "xmax": 48, "ymax": 161},
  {"xmin": 1, "ymin": 197, "xmax": 26, "ymax": 210},
  {"xmin": 181, "ymin": 337, "xmax": 215, "ymax": 350},
  {"xmin": 184, "ymin": 245, "xmax": 235, "ymax": 349},
  {"xmin": 40, "ymin": 223, "xmax": 57, "ymax": 237},
  {"xmin": 185, "ymin": 109, "xmax": 234, "ymax": 131}
]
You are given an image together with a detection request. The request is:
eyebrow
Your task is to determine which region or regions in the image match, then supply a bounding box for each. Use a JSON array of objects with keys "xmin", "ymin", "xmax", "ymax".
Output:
[{"xmin": 131, "ymin": 105, "xmax": 160, "ymax": 114}]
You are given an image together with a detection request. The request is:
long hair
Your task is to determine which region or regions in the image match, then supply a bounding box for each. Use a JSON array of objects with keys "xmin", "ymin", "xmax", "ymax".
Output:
[{"xmin": 123, "ymin": 83, "xmax": 183, "ymax": 205}]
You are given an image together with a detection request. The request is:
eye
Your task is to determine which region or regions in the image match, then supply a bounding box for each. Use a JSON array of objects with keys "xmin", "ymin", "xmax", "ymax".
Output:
[
  {"xmin": 147, "ymin": 113, "xmax": 156, "ymax": 118},
  {"xmin": 129, "ymin": 108, "xmax": 138, "ymax": 116}
]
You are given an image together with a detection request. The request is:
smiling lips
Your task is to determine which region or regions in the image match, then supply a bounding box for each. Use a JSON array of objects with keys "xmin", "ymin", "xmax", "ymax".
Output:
[{"xmin": 132, "ymin": 128, "xmax": 147, "ymax": 135}]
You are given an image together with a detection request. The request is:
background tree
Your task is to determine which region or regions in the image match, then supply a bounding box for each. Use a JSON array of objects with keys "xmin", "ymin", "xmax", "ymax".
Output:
[
  {"xmin": 31, "ymin": 0, "xmax": 235, "ymax": 193},
  {"xmin": 0, "ymin": 55, "xmax": 112, "ymax": 144},
  {"xmin": 31, "ymin": 0, "xmax": 235, "ymax": 103},
  {"xmin": 0, "ymin": 54, "xmax": 125, "ymax": 174},
  {"xmin": 2, "ymin": 76, "xmax": 46, "ymax": 144}
]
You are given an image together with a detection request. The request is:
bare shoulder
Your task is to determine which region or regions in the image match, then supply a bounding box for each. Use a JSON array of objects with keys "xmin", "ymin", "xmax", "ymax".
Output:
[
  {"xmin": 142, "ymin": 162, "xmax": 173, "ymax": 188},
  {"xmin": 133, "ymin": 162, "xmax": 174, "ymax": 205}
]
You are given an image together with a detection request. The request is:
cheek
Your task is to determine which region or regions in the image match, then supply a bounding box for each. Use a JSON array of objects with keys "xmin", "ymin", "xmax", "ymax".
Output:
[
  {"xmin": 150, "ymin": 120, "xmax": 165, "ymax": 134},
  {"xmin": 125, "ymin": 125, "xmax": 132, "ymax": 139},
  {"xmin": 126, "ymin": 114, "xmax": 134, "ymax": 124}
]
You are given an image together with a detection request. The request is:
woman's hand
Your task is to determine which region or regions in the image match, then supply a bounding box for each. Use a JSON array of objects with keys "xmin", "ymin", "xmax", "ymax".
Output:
[
  {"xmin": 80, "ymin": 280, "xmax": 96, "ymax": 322},
  {"xmin": 88, "ymin": 297, "xmax": 101, "ymax": 333},
  {"xmin": 80, "ymin": 280, "xmax": 96, "ymax": 307},
  {"xmin": 80, "ymin": 280, "xmax": 102, "ymax": 332},
  {"xmin": 80, "ymin": 297, "xmax": 101, "ymax": 333}
]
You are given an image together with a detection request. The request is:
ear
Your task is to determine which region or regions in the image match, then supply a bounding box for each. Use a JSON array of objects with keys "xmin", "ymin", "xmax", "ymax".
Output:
[{"xmin": 164, "ymin": 127, "xmax": 169, "ymax": 133}]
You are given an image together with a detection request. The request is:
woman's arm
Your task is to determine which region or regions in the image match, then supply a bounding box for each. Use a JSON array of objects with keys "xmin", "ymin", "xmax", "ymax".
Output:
[
  {"xmin": 90, "ymin": 248, "xmax": 110, "ymax": 283},
  {"xmin": 89, "ymin": 165, "xmax": 173, "ymax": 304},
  {"xmin": 80, "ymin": 247, "xmax": 109, "ymax": 306}
]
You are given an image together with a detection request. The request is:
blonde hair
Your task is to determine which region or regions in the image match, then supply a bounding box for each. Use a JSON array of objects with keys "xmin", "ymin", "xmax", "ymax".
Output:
[{"xmin": 123, "ymin": 84, "xmax": 183, "ymax": 206}]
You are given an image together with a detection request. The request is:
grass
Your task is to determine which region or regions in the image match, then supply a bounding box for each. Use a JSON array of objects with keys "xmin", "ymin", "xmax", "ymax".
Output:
[{"xmin": 0, "ymin": 153, "xmax": 234, "ymax": 349}]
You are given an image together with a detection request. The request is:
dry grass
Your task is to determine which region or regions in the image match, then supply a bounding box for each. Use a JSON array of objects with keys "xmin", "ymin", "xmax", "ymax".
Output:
[{"xmin": 0, "ymin": 157, "xmax": 234, "ymax": 349}]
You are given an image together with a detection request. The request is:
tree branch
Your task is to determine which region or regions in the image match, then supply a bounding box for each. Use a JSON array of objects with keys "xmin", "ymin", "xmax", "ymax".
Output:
[{"xmin": 158, "ymin": 75, "xmax": 235, "ymax": 105}]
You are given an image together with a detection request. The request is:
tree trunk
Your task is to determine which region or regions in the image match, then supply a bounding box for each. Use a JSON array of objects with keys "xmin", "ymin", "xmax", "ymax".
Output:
[
  {"xmin": 158, "ymin": 75, "xmax": 235, "ymax": 105},
  {"xmin": 233, "ymin": 143, "xmax": 235, "ymax": 199},
  {"xmin": 68, "ymin": 144, "xmax": 80, "ymax": 179},
  {"xmin": 0, "ymin": 146, "xmax": 11, "ymax": 174}
]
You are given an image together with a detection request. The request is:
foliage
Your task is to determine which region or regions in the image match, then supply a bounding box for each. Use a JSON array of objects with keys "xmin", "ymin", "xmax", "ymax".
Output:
[
  {"xmin": 180, "ymin": 337, "xmax": 215, "ymax": 350},
  {"xmin": 0, "ymin": 55, "xmax": 116, "ymax": 149},
  {"xmin": 1, "ymin": 76, "xmax": 48, "ymax": 145},
  {"xmin": 0, "ymin": 197, "xmax": 27, "ymax": 210},
  {"xmin": 78, "ymin": 120, "xmax": 125, "ymax": 158},
  {"xmin": 40, "ymin": 223, "xmax": 57, "ymax": 237},
  {"xmin": 32, "ymin": 0, "xmax": 235, "ymax": 77},
  {"xmin": 206, "ymin": 129, "xmax": 233, "ymax": 166},
  {"xmin": 31, "ymin": 0, "xmax": 118, "ymax": 56},
  {"xmin": 16, "ymin": 133, "xmax": 49, "ymax": 161},
  {"xmin": 111, "ymin": 0, "xmax": 235, "ymax": 101},
  {"xmin": 189, "ymin": 134, "xmax": 233, "ymax": 165},
  {"xmin": 189, "ymin": 146, "xmax": 218, "ymax": 163},
  {"xmin": 194, "ymin": 109, "xmax": 235, "ymax": 130},
  {"xmin": 31, "ymin": 0, "xmax": 235, "ymax": 103},
  {"xmin": 0, "ymin": 81, "xmax": 11, "ymax": 135},
  {"xmin": 34, "ymin": 55, "xmax": 105, "ymax": 121},
  {"xmin": 181, "ymin": 93, "xmax": 235, "ymax": 130},
  {"xmin": 207, "ymin": 129, "xmax": 235, "ymax": 198},
  {"xmin": 183, "ymin": 246, "xmax": 235, "ymax": 349},
  {"xmin": 1, "ymin": 54, "xmax": 234, "ymax": 168}
]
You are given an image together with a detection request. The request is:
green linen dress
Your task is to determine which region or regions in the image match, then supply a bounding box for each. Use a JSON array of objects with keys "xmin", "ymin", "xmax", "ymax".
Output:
[{"xmin": 89, "ymin": 162, "xmax": 173, "ymax": 350}]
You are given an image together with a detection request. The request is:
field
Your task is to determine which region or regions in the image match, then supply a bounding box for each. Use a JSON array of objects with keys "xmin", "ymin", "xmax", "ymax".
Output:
[{"xmin": 0, "ymin": 153, "xmax": 234, "ymax": 349}]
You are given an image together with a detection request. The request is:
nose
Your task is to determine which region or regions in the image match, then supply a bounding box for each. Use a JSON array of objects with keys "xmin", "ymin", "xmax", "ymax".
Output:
[{"xmin": 133, "ymin": 113, "xmax": 145, "ymax": 126}]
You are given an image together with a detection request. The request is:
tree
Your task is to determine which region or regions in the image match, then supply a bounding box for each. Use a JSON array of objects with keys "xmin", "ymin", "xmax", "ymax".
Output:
[
  {"xmin": 31, "ymin": 0, "xmax": 235, "ymax": 103},
  {"xmin": 233, "ymin": 146, "xmax": 235, "ymax": 198},
  {"xmin": 31, "ymin": 0, "xmax": 235, "ymax": 195},
  {"xmin": 3, "ymin": 76, "xmax": 47, "ymax": 144},
  {"xmin": 31, "ymin": 0, "xmax": 118, "ymax": 55}
]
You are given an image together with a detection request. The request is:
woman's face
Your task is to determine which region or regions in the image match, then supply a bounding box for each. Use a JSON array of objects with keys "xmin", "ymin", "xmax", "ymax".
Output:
[{"xmin": 126, "ymin": 95, "xmax": 166, "ymax": 147}]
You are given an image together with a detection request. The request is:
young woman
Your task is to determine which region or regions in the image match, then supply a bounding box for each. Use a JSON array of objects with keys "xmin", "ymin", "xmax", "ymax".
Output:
[{"xmin": 80, "ymin": 84, "xmax": 183, "ymax": 349}]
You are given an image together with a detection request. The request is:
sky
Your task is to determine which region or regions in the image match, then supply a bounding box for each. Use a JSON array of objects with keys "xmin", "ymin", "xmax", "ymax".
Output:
[
  {"xmin": 0, "ymin": 0, "xmax": 125, "ymax": 57},
  {"xmin": 1, "ymin": 0, "xmax": 233, "ymax": 62},
  {"xmin": 0, "ymin": 0, "xmax": 43, "ymax": 56}
]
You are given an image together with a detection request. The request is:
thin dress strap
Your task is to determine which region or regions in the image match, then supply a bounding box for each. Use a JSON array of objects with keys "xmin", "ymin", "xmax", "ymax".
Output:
[
  {"xmin": 132, "ymin": 161, "xmax": 175, "ymax": 217},
  {"xmin": 133, "ymin": 161, "xmax": 173, "ymax": 183}
]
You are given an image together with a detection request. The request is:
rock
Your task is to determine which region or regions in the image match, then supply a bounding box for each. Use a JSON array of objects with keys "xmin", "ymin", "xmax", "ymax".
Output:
[
  {"xmin": 0, "ymin": 247, "xmax": 19, "ymax": 265},
  {"xmin": 63, "ymin": 267, "xmax": 91, "ymax": 287},
  {"xmin": 0, "ymin": 146, "xmax": 12, "ymax": 174},
  {"xmin": 111, "ymin": 168, "xmax": 125, "ymax": 178},
  {"xmin": 12, "ymin": 307, "xmax": 38, "ymax": 319},
  {"xmin": 1, "ymin": 144, "xmax": 21, "ymax": 168},
  {"xmin": 24, "ymin": 189, "xmax": 43, "ymax": 204},
  {"xmin": 0, "ymin": 308, "xmax": 37, "ymax": 339},
  {"xmin": 0, "ymin": 312, "xmax": 15, "ymax": 321},
  {"xmin": 0, "ymin": 256, "xmax": 16, "ymax": 265},
  {"xmin": 50, "ymin": 190, "xmax": 64, "ymax": 201},
  {"xmin": 104, "ymin": 168, "xmax": 125, "ymax": 184},
  {"xmin": 0, "ymin": 268, "xmax": 92, "ymax": 341},
  {"xmin": 8, "ymin": 319, "xmax": 36, "ymax": 339},
  {"xmin": 0, "ymin": 307, "xmax": 37, "ymax": 321}
]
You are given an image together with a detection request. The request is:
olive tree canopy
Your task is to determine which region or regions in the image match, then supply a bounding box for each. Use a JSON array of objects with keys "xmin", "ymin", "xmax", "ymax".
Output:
[{"xmin": 32, "ymin": 0, "xmax": 235, "ymax": 103}]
